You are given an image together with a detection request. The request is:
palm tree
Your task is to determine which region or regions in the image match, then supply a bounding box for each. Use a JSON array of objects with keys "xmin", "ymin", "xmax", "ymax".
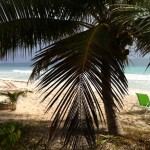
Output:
[
  {"xmin": 0, "ymin": 90, "xmax": 29, "ymax": 104},
  {"xmin": 0, "ymin": 0, "xmax": 149, "ymax": 149},
  {"xmin": 111, "ymin": 4, "xmax": 150, "ymax": 56},
  {"xmin": 0, "ymin": 90, "xmax": 30, "ymax": 110}
]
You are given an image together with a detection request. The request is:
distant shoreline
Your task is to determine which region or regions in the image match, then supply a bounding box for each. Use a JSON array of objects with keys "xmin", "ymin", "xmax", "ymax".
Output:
[
  {"xmin": 0, "ymin": 78, "xmax": 29, "ymax": 83},
  {"xmin": 0, "ymin": 59, "xmax": 150, "ymax": 93}
]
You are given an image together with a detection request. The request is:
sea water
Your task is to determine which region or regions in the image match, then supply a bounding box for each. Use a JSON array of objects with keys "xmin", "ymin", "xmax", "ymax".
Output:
[
  {"xmin": 0, "ymin": 59, "xmax": 150, "ymax": 92},
  {"xmin": 125, "ymin": 59, "xmax": 150, "ymax": 93},
  {"xmin": 0, "ymin": 63, "xmax": 32, "ymax": 81}
]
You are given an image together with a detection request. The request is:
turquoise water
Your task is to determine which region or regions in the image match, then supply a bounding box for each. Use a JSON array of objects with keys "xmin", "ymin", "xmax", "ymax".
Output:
[
  {"xmin": 124, "ymin": 66, "xmax": 150, "ymax": 92},
  {"xmin": 124, "ymin": 59, "xmax": 150, "ymax": 92},
  {"xmin": 0, "ymin": 63, "xmax": 32, "ymax": 81},
  {"xmin": 0, "ymin": 59, "xmax": 150, "ymax": 92}
]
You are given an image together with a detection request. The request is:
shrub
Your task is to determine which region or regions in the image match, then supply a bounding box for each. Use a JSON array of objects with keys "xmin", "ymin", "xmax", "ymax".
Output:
[{"xmin": 0, "ymin": 121, "xmax": 24, "ymax": 150}]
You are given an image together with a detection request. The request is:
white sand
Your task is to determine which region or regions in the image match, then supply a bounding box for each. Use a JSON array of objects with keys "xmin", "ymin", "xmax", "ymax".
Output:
[{"xmin": 0, "ymin": 79, "xmax": 150, "ymax": 130}]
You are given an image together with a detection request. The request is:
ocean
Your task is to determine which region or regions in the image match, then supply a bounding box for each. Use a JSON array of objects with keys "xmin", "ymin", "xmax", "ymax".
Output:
[
  {"xmin": 125, "ymin": 59, "xmax": 150, "ymax": 93},
  {"xmin": 0, "ymin": 59, "xmax": 150, "ymax": 93},
  {"xmin": 0, "ymin": 63, "xmax": 32, "ymax": 81}
]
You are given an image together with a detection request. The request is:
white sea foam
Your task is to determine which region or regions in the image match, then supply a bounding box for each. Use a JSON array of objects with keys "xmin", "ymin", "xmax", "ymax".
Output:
[
  {"xmin": 13, "ymin": 70, "xmax": 32, "ymax": 74},
  {"xmin": 125, "ymin": 74, "xmax": 150, "ymax": 81}
]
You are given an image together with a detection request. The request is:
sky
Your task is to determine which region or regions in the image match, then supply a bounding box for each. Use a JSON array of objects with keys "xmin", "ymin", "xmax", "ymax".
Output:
[
  {"xmin": 0, "ymin": 55, "xmax": 33, "ymax": 63},
  {"xmin": 0, "ymin": 47, "xmax": 37, "ymax": 63}
]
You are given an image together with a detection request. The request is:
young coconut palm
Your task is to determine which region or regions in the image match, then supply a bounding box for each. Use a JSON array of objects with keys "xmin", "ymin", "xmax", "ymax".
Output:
[
  {"xmin": 0, "ymin": 90, "xmax": 30, "ymax": 111},
  {"xmin": 0, "ymin": 0, "xmax": 150, "ymax": 149},
  {"xmin": 0, "ymin": 90, "xmax": 29, "ymax": 104}
]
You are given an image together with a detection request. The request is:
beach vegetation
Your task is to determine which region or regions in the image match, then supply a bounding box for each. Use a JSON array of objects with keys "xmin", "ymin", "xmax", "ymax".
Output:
[
  {"xmin": 0, "ymin": 90, "xmax": 31, "ymax": 111},
  {"xmin": 0, "ymin": 121, "xmax": 43, "ymax": 150},
  {"xmin": 1, "ymin": 121, "xmax": 150, "ymax": 150},
  {"xmin": 0, "ymin": 121, "xmax": 24, "ymax": 150},
  {"xmin": 0, "ymin": 0, "xmax": 150, "ymax": 149},
  {"xmin": 0, "ymin": 90, "xmax": 29, "ymax": 104}
]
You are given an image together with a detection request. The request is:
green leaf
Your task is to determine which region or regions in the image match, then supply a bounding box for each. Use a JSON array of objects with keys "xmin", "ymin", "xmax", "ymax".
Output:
[
  {"xmin": 16, "ymin": 129, "xmax": 21, "ymax": 139},
  {"xmin": 9, "ymin": 125, "xmax": 15, "ymax": 133},
  {"xmin": 0, "ymin": 138, "xmax": 7, "ymax": 145}
]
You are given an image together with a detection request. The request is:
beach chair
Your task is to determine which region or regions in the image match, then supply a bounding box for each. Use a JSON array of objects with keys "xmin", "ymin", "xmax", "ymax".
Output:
[{"xmin": 130, "ymin": 93, "xmax": 150, "ymax": 116}]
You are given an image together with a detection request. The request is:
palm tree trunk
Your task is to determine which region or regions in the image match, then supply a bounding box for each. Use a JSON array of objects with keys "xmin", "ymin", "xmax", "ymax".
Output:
[
  {"xmin": 101, "ymin": 64, "xmax": 124, "ymax": 135},
  {"xmin": 103, "ymin": 100, "xmax": 124, "ymax": 135}
]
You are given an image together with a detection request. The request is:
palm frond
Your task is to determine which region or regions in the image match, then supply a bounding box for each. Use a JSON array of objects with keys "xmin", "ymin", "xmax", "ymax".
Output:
[
  {"xmin": 110, "ymin": 5, "xmax": 147, "ymax": 24},
  {"xmin": 0, "ymin": 0, "xmax": 95, "ymax": 59},
  {"xmin": 0, "ymin": 18, "xmax": 86, "ymax": 59},
  {"xmin": 30, "ymin": 24, "xmax": 128, "ymax": 149},
  {"xmin": 110, "ymin": 5, "xmax": 150, "ymax": 56}
]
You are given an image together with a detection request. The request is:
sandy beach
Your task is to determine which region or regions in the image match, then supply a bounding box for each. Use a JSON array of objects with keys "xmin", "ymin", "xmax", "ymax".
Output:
[{"xmin": 0, "ymin": 79, "xmax": 150, "ymax": 131}]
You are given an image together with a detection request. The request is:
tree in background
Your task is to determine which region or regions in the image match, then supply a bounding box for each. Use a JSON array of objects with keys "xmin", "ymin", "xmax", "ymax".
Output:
[
  {"xmin": 0, "ymin": 90, "xmax": 30, "ymax": 104},
  {"xmin": 0, "ymin": 0, "xmax": 149, "ymax": 149}
]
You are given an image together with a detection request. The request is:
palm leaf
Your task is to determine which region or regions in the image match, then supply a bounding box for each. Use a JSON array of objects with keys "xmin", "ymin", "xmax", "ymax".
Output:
[
  {"xmin": 110, "ymin": 4, "xmax": 150, "ymax": 54},
  {"xmin": 0, "ymin": 0, "xmax": 128, "ymax": 60},
  {"xmin": 0, "ymin": 0, "xmax": 94, "ymax": 59},
  {"xmin": 0, "ymin": 0, "xmax": 129, "ymax": 60},
  {"xmin": 30, "ymin": 23, "xmax": 128, "ymax": 149},
  {"xmin": 0, "ymin": 18, "xmax": 87, "ymax": 58}
]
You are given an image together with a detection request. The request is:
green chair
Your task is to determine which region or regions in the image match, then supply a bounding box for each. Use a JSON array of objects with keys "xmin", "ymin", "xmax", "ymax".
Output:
[{"xmin": 130, "ymin": 93, "xmax": 150, "ymax": 116}]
